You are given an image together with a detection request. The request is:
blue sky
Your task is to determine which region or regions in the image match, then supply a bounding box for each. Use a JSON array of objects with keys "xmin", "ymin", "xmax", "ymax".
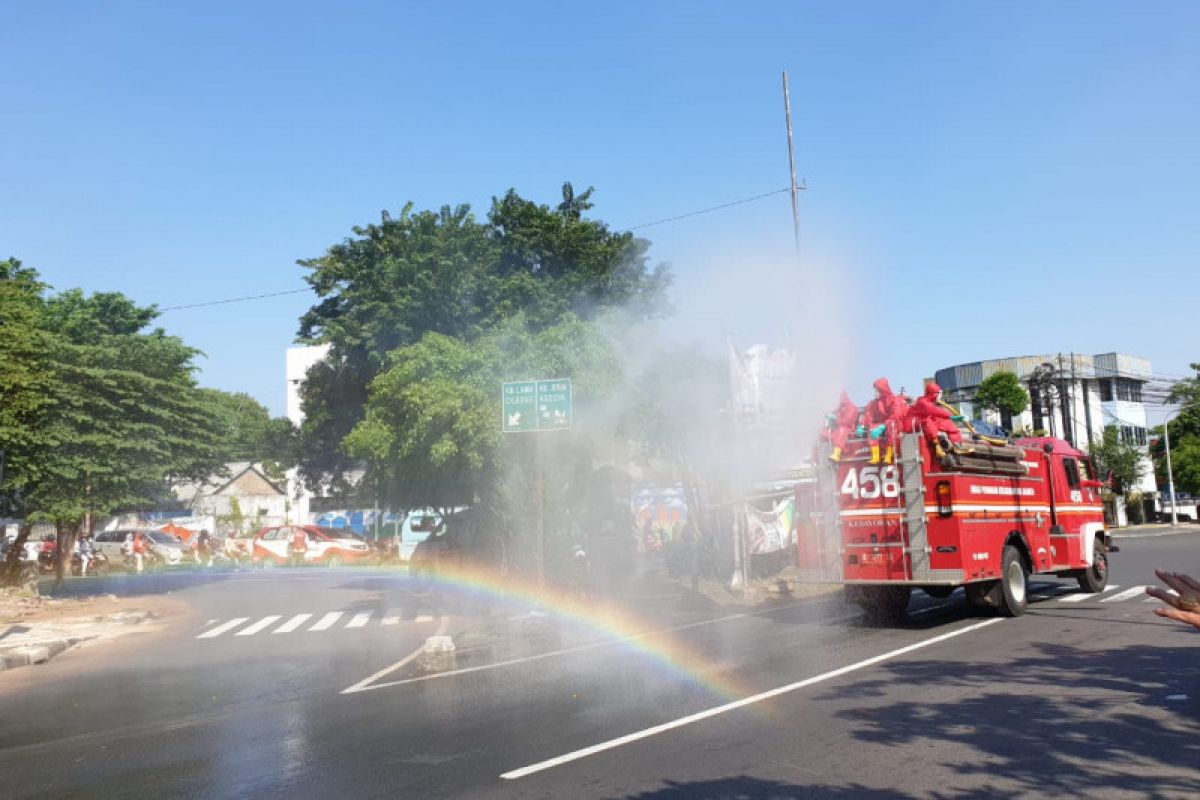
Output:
[{"xmin": 2, "ymin": 2, "xmax": 1195, "ymax": 419}]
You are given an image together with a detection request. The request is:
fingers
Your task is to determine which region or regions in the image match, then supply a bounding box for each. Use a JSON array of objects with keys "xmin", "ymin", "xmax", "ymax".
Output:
[
  {"xmin": 1153, "ymin": 606, "xmax": 1200, "ymax": 631},
  {"xmin": 1154, "ymin": 569, "xmax": 1200, "ymax": 598},
  {"xmin": 1145, "ymin": 586, "xmax": 1174, "ymax": 603},
  {"xmin": 1177, "ymin": 573, "xmax": 1200, "ymax": 595}
]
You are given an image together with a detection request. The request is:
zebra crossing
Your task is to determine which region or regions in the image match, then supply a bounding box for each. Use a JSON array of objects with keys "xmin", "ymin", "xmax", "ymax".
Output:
[
  {"xmin": 1040, "ymin": 584, "xmax": 1160, "ymax": 604},
  {"xmin": 198, "ymin": 610, "xmax": 438, "ymax": 639}
]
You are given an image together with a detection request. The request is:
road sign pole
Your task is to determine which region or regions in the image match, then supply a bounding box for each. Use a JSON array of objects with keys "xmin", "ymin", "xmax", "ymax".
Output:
[{"xmin": 536, "ymin": 441, "xmax": 545, "ymax": 588}]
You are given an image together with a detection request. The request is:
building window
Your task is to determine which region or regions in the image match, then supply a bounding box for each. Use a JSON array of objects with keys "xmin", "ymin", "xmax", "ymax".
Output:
[
  {"xmin": 1119, "ymin": 425, "xmax": 1148, "ymax": 446},
  {"xmin": 1099, "ymin": 381, "xmax": 1113, "ymax": 402},
  {"xmin": 1115, "ymin": 379, "xmax": 1142, "ymax": 403}
]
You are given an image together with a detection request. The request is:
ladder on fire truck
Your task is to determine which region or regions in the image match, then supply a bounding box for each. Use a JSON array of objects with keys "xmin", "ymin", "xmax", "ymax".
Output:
[{"xmin": 896, "ymin": 432, "xmax": 933, "ymax": 583}]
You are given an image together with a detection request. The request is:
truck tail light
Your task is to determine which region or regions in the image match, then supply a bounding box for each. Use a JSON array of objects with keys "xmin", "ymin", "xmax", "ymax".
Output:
[{"xmin": 936, "ymin": 481, "xmax": 953, "ymax": 518}]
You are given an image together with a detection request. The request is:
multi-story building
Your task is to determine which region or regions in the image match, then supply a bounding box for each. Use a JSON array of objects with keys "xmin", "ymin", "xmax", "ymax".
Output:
[{"xmin": 934, "ymin": 353, "xmax": 1157, "ymax": 523}]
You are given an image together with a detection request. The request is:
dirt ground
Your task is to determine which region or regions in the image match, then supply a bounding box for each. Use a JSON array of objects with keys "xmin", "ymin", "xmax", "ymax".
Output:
[{"xmin": 0, "ymin": 587, "xmax": 189, "ymax": 627}]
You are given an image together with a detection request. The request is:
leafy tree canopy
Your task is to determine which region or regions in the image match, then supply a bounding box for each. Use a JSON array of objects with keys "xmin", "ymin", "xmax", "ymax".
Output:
[
  {"xmin": 342, "ymin": 314, "xmax": 622, "ymax": 515},
  {"xmin": 0, "ymin": 267, "xmax": 227, "ymax": 527},
  {"xmin": 974, "ymin": 371, "xmax": 1030, "ymax": 416},
  {"xmin": 1167, "ymin": 362, "xmax": 1200, "ymax": 408},
  {"xmin": 199, "ymin": 388, "xmax": 299, "ymax": 470},
  {"xmin": 295, "ymin": 183, "xmax": 671, "ymax": 489},
  {"xmin": 1089, "ymin": 425, "xmax": 1147, "ymax": 497},
  {"xmin": 1150, "ymin": 366, "xmax": 1200, "ymax": 494}
]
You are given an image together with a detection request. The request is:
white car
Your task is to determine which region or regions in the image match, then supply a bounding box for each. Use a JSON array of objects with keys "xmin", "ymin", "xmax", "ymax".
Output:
[
  {"xmin": 252, "ymin": 525, "xmax": 372, "ymax": 567},
  {"xmin": 92, "ymin": 529, "xmax": 184, "ymax": 568}
]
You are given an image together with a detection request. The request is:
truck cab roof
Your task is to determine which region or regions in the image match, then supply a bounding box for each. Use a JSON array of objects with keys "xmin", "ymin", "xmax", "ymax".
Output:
[{"xmin": 1011, "ymin": 437, "xmax": 1089, "ymax": 459}]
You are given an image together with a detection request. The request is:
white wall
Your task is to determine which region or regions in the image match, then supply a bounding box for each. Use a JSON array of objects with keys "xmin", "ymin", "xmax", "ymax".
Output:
[{"xmin": 285, "ymin": 344, "xmax": 331, "ymax": 426}]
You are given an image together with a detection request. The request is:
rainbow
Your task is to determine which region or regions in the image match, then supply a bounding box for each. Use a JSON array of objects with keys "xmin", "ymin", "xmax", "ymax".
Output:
[{"xmin": 373, "ymin": 560, "xmax": 753, "ymax": 702}]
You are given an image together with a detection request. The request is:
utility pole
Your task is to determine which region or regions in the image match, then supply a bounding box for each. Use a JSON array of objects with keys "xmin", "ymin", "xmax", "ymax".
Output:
[
  {"xmin": 1164, "ymin": 409, "xmax": 1179, "ymax": 526},
  {"xmin": 781, "ymin": 70, "xmax": 805, "ymax": 264}
]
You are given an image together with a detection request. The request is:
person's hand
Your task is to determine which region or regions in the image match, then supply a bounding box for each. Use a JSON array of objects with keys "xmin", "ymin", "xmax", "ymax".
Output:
[{"xmin": 1146, "ymin": 569, "xmax": 1200, "ymax": 630}]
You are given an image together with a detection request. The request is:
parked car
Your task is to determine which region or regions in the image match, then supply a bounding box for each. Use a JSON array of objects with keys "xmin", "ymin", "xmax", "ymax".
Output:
[
  {"xmin": 93, "ymin": 528, "xmax": 182, "ymax": 569},
  {"xmin": 251, "ymin": 525, "xmax": 373, "ymax": 567},
  {"xmin": 143, "ymin": 530, "xmax": 187, "ymax": 566}
]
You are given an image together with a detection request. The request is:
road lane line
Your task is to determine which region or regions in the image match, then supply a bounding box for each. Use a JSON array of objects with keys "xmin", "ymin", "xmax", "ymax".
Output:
[
  {"xmin": 499, "ymin": 618, "xmax": 1004, "ymax": 780},
  {"xmin": 341, "ymin": 617, "xmax": 450, "ymax": 694},
  {"xmin": 415, "ymin": 614, "xmax": 435, "ymax": 623},
  {"xmin": 236, "ymin": 615, "xmax": 283, "ymax": 636},
  {"xmin": 1101, "ymin": 585, "xmax": 1149, "ymax": 603},
  {"xmin": 196, "ymin": 617, "xmax": 250, "ymax": 638},
  {"xmin": 1058, "ymin": 585, "xmax": 1120, "ymax": 603},
  {"xmin": 346, "ymin": 612, "xmax": 373, "ymax": 628},
  {"xmin": 309, "ymin": 612, "xmax": 344, "ymax": 631},
  {"xmin": 381, "ymin": 616, "xmax": 401, "ymax": 625},
  {"xmin": 273, "ymin": 613, "xmax": 313, "ymax": 633}
]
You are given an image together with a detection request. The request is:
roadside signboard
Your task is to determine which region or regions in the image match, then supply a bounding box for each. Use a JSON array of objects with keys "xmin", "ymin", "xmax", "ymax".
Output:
[{"xmin": 502, "ymin": 379, "xmax": 572, "ymax": 433}]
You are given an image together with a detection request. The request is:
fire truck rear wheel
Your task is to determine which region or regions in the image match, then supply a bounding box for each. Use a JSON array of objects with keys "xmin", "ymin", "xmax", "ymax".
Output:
[{"xmin": 998, "ymin": 544, "xmax": 1028, "ymax": 617}]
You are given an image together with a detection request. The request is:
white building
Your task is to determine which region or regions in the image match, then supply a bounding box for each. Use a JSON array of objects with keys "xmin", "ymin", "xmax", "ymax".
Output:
[
  {"xmin": 284, "ymin": 344, "xmax": 333, "ymax": 522},
  {"xmin": 172, "ymin": 462, "xmax": 290, "ymax": 535},
  {"xmin": 934, "ymin": 353, "xmax": 1157, "ymax": 523},
  {"xmin": 285, "ymin": 344, "xmax": 332, "ymax": 426}
]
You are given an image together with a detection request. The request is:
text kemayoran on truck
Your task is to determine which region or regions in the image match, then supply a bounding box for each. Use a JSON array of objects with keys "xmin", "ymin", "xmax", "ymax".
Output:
[{"xmin": 798, "ymin": 380, "xmax": 1116, "ymax": 620}]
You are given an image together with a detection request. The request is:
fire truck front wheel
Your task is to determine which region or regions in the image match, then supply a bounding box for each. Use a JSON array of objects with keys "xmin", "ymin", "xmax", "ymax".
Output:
[{"xmin": 1075, "ymin": 536, "xmax": 1109, "ymax": 593}]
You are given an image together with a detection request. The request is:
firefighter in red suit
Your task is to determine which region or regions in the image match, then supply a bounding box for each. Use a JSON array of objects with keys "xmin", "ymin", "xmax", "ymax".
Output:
[
  {"xmin": 827, "ymin": 391, "xmax": 860, "ymax": 463},
  {"xmin": 863, "ymin": 378, "xmax": 908, "ymax": 464},
  {"xmin": 909, "ymin": 382, "xmax": 964, "ymax": 458}
]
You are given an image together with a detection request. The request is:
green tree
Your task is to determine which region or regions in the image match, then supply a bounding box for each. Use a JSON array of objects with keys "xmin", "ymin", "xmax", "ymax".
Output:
[
  {"xmin": 974, "ymin": 371, "xmax": 1030, "ymax": 431},
  {"xmin": 1, "ymin": 278, "xmax": 227, "ymax": 586},
  {"xmin": 1089, "ymin": 425, "xmax": 1147, "ymax": 513},
  {"xmin": 295, "ymin": 183, "xmax": 670, "ymax": 490},
  {"xmin": 1150, "ymin": 364, "xmax": 1200, "ymax": 495},
  {"xmin": 199, "ymin": 388, "xmax": 299, "ymax": 475},
  {"xmin": 0, "ymin": 259, "xmax": 56, "ymax": 512},
  {"xmin": 1167, "ymin": 363, "xmax": 1200, "ymax": 407}
]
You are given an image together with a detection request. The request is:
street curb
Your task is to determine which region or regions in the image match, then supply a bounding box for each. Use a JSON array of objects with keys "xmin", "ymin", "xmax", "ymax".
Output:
[
  {"xmin": 0, "ymin": 609, "xmax": 155, "ymax": 672},
  {"xmin": 0, "ymin": 637, "xmax": 86, "ymax": 671}
]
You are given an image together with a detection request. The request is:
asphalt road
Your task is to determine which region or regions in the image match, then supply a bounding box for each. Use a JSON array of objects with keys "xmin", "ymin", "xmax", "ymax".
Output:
[{"xmin": 1, "ymin": 529, "xmax": 1198, "ymax": 799}]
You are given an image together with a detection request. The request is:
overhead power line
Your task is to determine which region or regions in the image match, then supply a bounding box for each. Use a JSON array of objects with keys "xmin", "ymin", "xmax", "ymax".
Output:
[
  {"xmin": 158, "ymin": 288, "xmax": 312, "ymax": 312},
  {"xmin": 157, "ymin": 185, "xmax": 795, "ymax": 313},
  {"xmin": 624, "ymin": 187, "xmax": 790, "ymax": 231}
]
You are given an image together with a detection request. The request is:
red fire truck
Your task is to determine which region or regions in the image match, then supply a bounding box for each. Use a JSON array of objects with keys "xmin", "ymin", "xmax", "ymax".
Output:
[{"xmin": 795, "ymin": 428, "xmax": 1115, "ymax": 620}]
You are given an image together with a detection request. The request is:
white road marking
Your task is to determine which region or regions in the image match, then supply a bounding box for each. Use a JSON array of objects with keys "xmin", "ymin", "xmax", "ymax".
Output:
[
  {"xmin": 343, "ymin": 598, "xmax": 843, "ymax": 695},
  {"xmin": 381, "ymin": 616, "xmax": 401, "ymax": 625},
  {"xmin": 1058, "ymin": 585, "xmax": 1120, "ymax": 603},
  {"xmin": 346, "ymin": 612, "xmax": 373, "ymax": 628},
  {"xmin": 415, "ymin": 614, "xmax": 435, "ymax": 623},
  {"xmin": 236, "ymin": 615, "xmax": 283, "ymax": 636},
  {"xmin": 273, "ymin": 613, "xmax": 313, "ymax": 633},
  {"xmin": 196, "ymin": 617, "xmax": 249, "ymax": 638},
  {"xmin": 341, "ymin": 617, "xmax": 450, "ymax": 694},
  {"xmin": 310, "ymin": 612, "xmax": 343, "ymax": 631},
  {"xmin": 1100, "ymin": 585, "xmax": 1149, "ymax": 603},
  {"xmin": 500, "ymin": 618, "xmax": 1005, "ymax": 780}
]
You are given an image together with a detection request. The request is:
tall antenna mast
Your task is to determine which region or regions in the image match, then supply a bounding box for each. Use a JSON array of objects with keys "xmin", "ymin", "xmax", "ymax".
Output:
[{"xmin": 781, "ymin": 70, "xmax": 806, "ymax": 264}]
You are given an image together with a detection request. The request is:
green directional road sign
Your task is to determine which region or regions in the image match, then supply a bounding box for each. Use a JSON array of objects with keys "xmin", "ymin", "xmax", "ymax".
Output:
[{"xmin": 502, "ymin": 379, "xmax": 572, "ymax": 433}]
